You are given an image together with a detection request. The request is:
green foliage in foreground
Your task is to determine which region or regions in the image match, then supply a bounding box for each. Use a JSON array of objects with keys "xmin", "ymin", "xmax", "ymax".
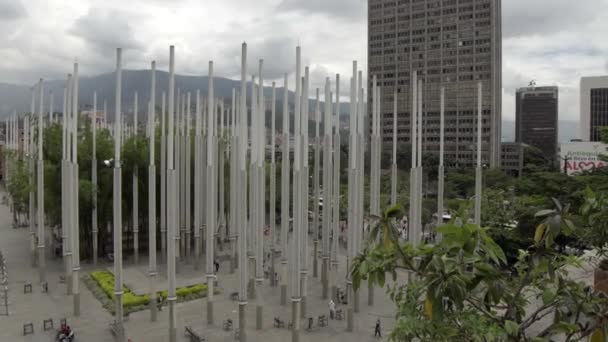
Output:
[
  {"xmin": 352, "ymin": 206, "xmax": 608, "ymax": 341},
  {"xmin": 90, "ymin": 270, "xmax": 207, "ymax": 312}
]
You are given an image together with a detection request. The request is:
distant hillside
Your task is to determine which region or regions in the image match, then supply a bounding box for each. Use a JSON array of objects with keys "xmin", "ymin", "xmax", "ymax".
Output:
[
  {"xmin": 501, "ymin": 120, "xmax": 580, "ymax": 143},
  {"xmin": 0, "ymin": 70, "xmax": 350, "ymax": 125}
]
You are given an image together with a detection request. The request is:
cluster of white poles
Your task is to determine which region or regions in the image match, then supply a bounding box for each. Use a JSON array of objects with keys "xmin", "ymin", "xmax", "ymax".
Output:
[{"xmin": 1, "ymin": 41, "xmax": 487, "ymax": 342}]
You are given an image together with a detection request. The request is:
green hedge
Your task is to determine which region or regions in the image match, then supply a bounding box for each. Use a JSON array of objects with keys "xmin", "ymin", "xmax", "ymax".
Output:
[{"xmin": 90, "ymin": 270, "xmax": 207, "ymax": 310}]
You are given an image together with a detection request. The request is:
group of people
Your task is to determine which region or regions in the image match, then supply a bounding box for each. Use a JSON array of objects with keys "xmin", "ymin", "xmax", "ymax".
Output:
[{"xmin": 56, "ymin": 323, "xmax": 73, "ymax": 341}]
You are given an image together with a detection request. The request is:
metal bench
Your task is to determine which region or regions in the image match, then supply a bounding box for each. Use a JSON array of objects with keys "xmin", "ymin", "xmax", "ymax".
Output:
[
  {"xmin": 23, "ymin": 282, "xmax": 32, "ymax": 294},
  {"xmin": 229, "ymin": 291, "xmax": 239, "ymax": 301},
  {"xmin": 43, "ymin": 318, "xmax": 54, "ymax": 331},
  {"xmin": 184, "ymin": 325, "xmax": 205, "ymax": 342},
  {"xmin": 335, "ymin": 309, "xmax": 343, "ymax": 320},
  {"xmin": 273, "ymin": 317, "xmax": 285, "ymax": 328},
  {"xmin": 318, "ymin": 315, "xmax": 327, "ymax": 327},
  {"xmin": 23, "ymin": 322, "xmax": 34, "ymax": 335}
]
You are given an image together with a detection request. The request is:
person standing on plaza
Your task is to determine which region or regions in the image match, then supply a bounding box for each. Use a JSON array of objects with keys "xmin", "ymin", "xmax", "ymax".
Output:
[
  {"xmin": 329, "ymin": 299, "xmax": 336, "ymax": 319},
  {"xmin": 374, "ymin": 319, "xmax": 382, "ymax": 338}
]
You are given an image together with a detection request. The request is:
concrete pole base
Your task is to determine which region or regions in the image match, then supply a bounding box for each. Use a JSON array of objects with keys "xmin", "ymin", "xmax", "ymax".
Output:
[
  {"xmin": 207, "ymin": 300, "xmax": 214, "ymax": 325},
  {"xmin": 368, "ymin": 281, "xmax": 374, "ymax": 306},
  {"xmin": 207, "ymin": 276, "xmax": 215, "ymax": 325},
  {"xmin": 38, "ymin": 246, "xmax": 46, "ymax": 284},
  {"xmin": 73, "ymin": 293, "xmax": 80, "ymax": 316},
  {"xmin": 185, "ymin": 234, "xmax": 191, "ymax": 260},
  {"xmin": 300, "ymin": 296, "xmax": 307, "ymax": 319},
  {"xmin": 134, "ymin": 233, "xmax": 139, "ymax": 265},
  {"xmin": 168, "ymin": 300, "xmax": 176, "ymax": 342},
  {"xmin": 280, "ymin": 284, "xmax": 287, "ymax": 306},
  {"xmin": 291, "ymin": 299, "xmax": 300, "ymax": 342},
  {"xmin": 93, "ymin": 233, "xmax": 98, "ymax": 266},
  {"xmin": 346, "ymin": 307, "xmax": 354, "ymax": 332},
  {"xmin": 149, "ymin": 296, "xmax": 158, "ymax": 322},
  {"xmin": 321, "ymin": 259, "xmax": 329, "ymax": 300},
  {"xmin": 248, "ymin": 278, "xmax": 256, "ymax": 300},
  {"xmin": 331, "ymin": 285, "xmax": 338, "ymax": 302},
  {"xmin": 115, "ymin": 295, "xmax": 125, "ymax": 342},
  {"xmin": 312, "ymin": 241, "xmax": 318, "ymax": 278},
  {"xmin": 161, "ymin": 237, "xmax": 166, "ymax": 264},
  {"xmin": 238, "ymin": 302, "xmax": 247, "ymax": 342},
  {"xmin": 256, "ymin": 305, "xmax": 263, "ymax": 330},
  {"xmin": 66, "ymin": 274, "xmax": 73, "ymax": 295}
]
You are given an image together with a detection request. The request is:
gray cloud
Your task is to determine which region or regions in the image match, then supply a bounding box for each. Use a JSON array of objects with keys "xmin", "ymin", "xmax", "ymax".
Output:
[
  {"xmin": 503, "ymin": 0, "xmax": 607, "ymax": 38},
  {"xmin": 0, "ymin": 0, "xmax": 26, "ymax": 20},
  {"xmin": 70, "ymin": 8, "xmax": 143, "ymax": 56},
  {"xmin": 277, "ymin": 0, "xmax": 365, "ymax": 20}
]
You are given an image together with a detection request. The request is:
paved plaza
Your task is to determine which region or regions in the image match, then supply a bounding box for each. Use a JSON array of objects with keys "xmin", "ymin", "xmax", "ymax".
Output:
[{"xmin": 0, "ymin": 199, "xmax": 399, "ymax": 342}]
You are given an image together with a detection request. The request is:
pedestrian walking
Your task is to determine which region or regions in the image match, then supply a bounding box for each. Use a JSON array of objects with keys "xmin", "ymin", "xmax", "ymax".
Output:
[
  {"xmin": 328, "ymin": 299, "xmax": 336, "ymax": 319},
  {"xmin": 374, "ymin": 319, "xmax": 381, "ymax": 338},
  {"xmin": 214, "ymin": 258, "xmax": 220, "ymax": 273}
]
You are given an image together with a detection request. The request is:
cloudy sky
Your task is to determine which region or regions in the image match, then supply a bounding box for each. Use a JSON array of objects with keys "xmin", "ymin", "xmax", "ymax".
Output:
[{"xmin": 1, "ymin": 0, "xmax": 607, "ymax": 121}]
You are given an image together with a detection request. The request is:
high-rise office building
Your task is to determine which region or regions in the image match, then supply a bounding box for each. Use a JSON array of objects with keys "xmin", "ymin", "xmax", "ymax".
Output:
[
  {"xmin": 580, "ymin": 76, "xmax": 608, "ymax": 142},
  {"xmin": 368, "ymin": 0, "xmax": 502, "ymax": 168},
  {"xmin": 515, "ymin": 85, "xmax": 558, "ymax": 160}
]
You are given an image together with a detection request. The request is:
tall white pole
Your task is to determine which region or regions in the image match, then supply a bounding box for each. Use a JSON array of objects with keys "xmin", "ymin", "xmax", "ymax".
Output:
[
  {"xmin": 255, "ymin": 60, "xmax": 265, "ymax": 330},
  {"xmin": 167, "ymin": 45, "xmax": 177, "ymax": 342},
  {"xmin": 183, "ymin": 92, "xmax": 192, "ymax": 260},
  {"xmin": 291, "ymin": 45, "xmax": 302, "ymax": 342},
  {"xmin": 71, "ymin": 63, "xmax": 81, "ymax": 316},
  {"xmin": 321, "ymin": 79, "xmax": 332, "ymax": 300},
  {"xmin": 331, "ymin": 74, "xmax": 341, "ymax": 302},
  {"xmin": 416, "ymin": 79, "xmax": 423, "ymax": 245},
  {"xmin": 408, "ymin": 72, "xmax": 418, "ymax": 245},
  {"xmin": 92, "ymin": 92, "xmax": 98, "ymax": 266},
  {"xmin": 28, "ymin": 87, "xmax": 36, "ymax": 267},
  {"xmin": 474, "ymin": 82, "xmax": 482, "ymax": 225},
  {"xmin": 148, "ymin": 61, "xmax": 158, "ymax": 322},
  {"xmin": 62, "ymin": 75, "xmax": 73, "ymax": 295},
  {"xmin": 206, "ymin": 61, "xmax": 216, "ymax": 325},
  {"xmin": 237, "ymin": 42, "xmax": 248, "ymax": 342},
  {"xmin": 36, "ymin": 79, "xmax": 46, "ymax": 284},
  {"xmin": 312, "ymin": 88, "xmax": 320, "ymax": 281},
  {"xmin": 194, "ymin": 89, "xmax": 202, "ymax": 270},
  {"xmin": 280, "ymin": 72, "xmax": 289, "ymax": 306},
  {"xmin": 346, "ymin": 62, "xmax": 357, "ymax": 332},
  {"xmin": 112, "ymin": 49, "xmax": 125, "ymax": 342},
  {"xmin": 391, "ymin": 88, "xmax": 398, "ymax": 206},
  {"xmin": 133, "ymin": 92, "xmax": 139, "ymax": 265},
  {"xmin": 185, "ymin": 92, "xmax": 192, "ymax": 260},
  {"xmin": 269, "ymin": 82, "xmax": 277, "ymax": 287},
  {"xmin": 160, "ymin": 91, "xmax": 167, "ymax": 263},
  {"xmin": 229, "ymin": 89, "xmax": 237, "ymax": 273},
  {"xmin": 437, "ymin": 87, "xmax": 445, "ymax": 240}
]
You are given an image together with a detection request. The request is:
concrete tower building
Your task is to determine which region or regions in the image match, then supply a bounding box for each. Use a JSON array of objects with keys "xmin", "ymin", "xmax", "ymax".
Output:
[
  {"xmin": 515, "ymin": 85, "xmax": 558, "ymax": 160},
  {"xmin": 368, "ymin": 0, "xmax": 502, "ymax": 168},
  {"xmin": 580, "ymin": 76, "xmax": 608, "ymax": 142}
]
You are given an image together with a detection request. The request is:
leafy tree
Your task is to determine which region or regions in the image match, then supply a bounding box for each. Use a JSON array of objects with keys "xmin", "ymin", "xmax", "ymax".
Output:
[{"xmin": 352, "ymin": 205, "xmax": 608, "ymax": 341}]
